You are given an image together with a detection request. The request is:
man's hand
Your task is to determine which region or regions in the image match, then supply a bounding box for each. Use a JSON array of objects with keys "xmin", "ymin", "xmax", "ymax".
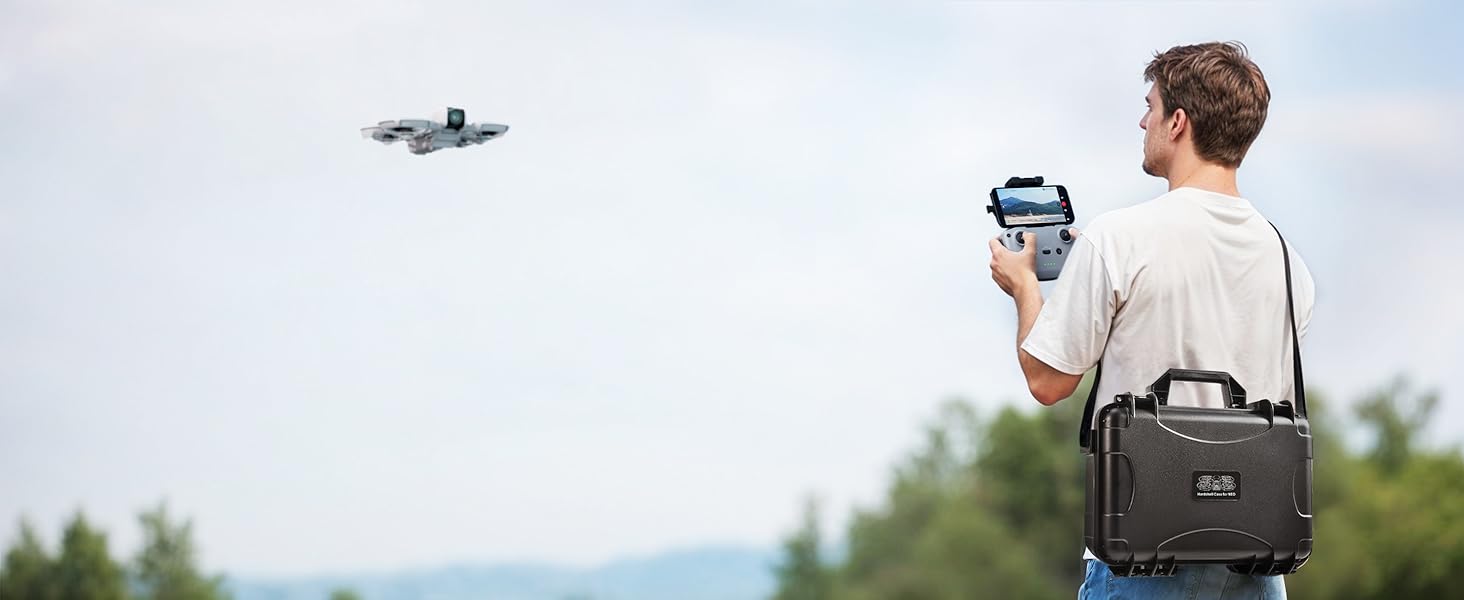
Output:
[{"xmin": 988, "ymin": 232, "xmax": 1039, "ymax": 298}]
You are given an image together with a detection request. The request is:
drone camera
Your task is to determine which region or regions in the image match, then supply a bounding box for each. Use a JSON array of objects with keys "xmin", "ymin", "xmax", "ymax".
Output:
[{"xmin": 446, "ymin": 107, "xmax": 466, "ymax": 130}]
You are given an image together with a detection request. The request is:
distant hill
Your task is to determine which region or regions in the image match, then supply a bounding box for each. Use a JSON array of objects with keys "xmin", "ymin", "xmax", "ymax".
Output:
[
  {"xmin": 999, "ymin": 196, "xmax": 1064, "ymax": 217},
  {"xmin": 227, "ymin": 545, "xmax": 776, "ymax": 600}
]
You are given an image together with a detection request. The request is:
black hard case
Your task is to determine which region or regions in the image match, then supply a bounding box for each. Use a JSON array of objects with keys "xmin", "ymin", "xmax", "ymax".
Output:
[{"xmin": 1082, "ymin": 369, "xmax": 1313, "ymax": 577}]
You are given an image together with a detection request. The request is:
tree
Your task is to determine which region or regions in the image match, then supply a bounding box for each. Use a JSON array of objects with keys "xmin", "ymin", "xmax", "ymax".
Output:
[
  {"xmin": 133, "ymin": 502, "xmax": 229, "ymax": 600},
  {"xmin": 1354, "ymin": 376, "xmax": 1439, "ymax": 474},
  {"xmin": 1288, "ymin": 379, "xmax": 1464, "ymax": 600},
  {"xmin": 53, "ymin": 512, "xmax": 127, "ymax": 600},
  {"xmin": 971, "ymin": 399, "xmax": 1086, "ymax": 586},
  {"xmin": 328, "ymin": 589, "xmax": 363, "ymax": 600},
  {"xmin": 772, "ymin": 497, "xmax": 832, "ymax": 600},
  {"xmin": 826, "ymin": 391, "xmax": 1083, "ymax": 600},
  {"xmin": 0, "ymin": 519, "xmax": 58, "ymax": 600},
  {"xmin": 840, "ymin": 400, "xmax": 978, "ymax": 588}
]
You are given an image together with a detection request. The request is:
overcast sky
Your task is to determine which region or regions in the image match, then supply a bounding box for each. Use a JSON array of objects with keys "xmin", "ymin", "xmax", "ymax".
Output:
[{"xmin": 2, "ymin": 0, "xmax": 1461, "ymax": 578}]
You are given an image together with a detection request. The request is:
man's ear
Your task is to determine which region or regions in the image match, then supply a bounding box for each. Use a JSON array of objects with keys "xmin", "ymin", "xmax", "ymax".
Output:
[{"xmin": 1168, "ymin": 108, "xmax": 1188, "ymax": 142}]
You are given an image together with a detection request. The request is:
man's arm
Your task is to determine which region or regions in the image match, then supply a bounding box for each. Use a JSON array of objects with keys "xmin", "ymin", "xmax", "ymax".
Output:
[
  {"xmin": 1012, "ymin": 284, "xmax": 1083, "ymax": 405},
  {"xmin": 989, "ymin": 232, "xmax": 1087, "ymax": 406}
]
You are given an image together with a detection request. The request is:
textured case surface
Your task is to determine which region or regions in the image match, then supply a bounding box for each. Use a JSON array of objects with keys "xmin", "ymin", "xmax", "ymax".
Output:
[{"xmin": 1084, "ymin": 393, "xmax": 1313, "ymax": 576}]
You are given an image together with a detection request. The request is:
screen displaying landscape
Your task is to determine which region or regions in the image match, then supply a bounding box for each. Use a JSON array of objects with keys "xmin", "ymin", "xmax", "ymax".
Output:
[{"xmin": 997, "ymin": 186, "xmax": 1067, "ymax": 225}]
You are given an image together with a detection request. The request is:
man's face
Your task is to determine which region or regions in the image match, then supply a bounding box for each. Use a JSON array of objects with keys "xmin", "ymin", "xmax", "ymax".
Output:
[{"xmin": 1140, "ymin": 83, "xmax": 1171, "ymax": 177}]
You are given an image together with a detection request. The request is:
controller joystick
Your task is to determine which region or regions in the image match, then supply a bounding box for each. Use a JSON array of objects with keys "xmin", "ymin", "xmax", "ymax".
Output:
[
  {"xmin": 1015, "ymin": 231, "xmax": 1025, "ymax": 245},
  {"xmin": 1060, "ymin": 228, "xmax": 1072, "ymax": 242}
]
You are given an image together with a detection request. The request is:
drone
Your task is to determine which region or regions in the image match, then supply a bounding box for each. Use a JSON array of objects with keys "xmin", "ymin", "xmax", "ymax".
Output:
[{"xmin": 361, "ymin": 107, "xmax": 508, "ymax": 155}]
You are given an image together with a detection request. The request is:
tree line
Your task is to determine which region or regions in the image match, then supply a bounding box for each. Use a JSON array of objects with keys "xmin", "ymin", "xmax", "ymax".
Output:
[
  {"xmin": 6, "ymin": 374, "xmax": 1455, "ymax": 600},
  {"xmin": 772, "ymin": 375, "xmax": 1464, "ymax": 600},
  {"xmin": 0, "ymin": 503, "xmax": 360, "ymax": 600}
]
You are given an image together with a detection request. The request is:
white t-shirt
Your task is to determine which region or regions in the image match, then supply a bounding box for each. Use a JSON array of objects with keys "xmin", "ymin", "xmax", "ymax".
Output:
[{"xmin": 1017, "ymin": 186, "xmax": 1316, "ymax": 559}]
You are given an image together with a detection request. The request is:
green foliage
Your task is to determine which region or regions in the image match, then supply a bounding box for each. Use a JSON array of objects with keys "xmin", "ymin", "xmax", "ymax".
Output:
[
  {"xmin": 133, "ymin": 503, "xmax": 230, "ymax": 600},
  {"xmin": 327, "ymin": 589, "xmax": 363, "ymax": 600},
  {"xmin": 841, "ymin": 401, "xmax": 975, "ymax": 587},
  {"xmin": 772, "ymin": 498, "xmax": 832, "ymax": 600},
  {"xmin": 0, "ymin": 519, "xmax": 60, "ymax": 600},
  {"xmin": 1286, "ymin": 378, "xmax": 1463, "ymax": 600},
  {"xmin": 775, "ymin": 374, "xmax": 1464, "ymax": 600},
  {"xmin": 0, "ymin": 504, "xmax": 230, "ymax": 600},
  {"xmin": 0, "ymin": 512, "xmax": 129, "ymax": 600},
  {"xmin": 1353, "ymin": 376, "xmax": 1440, "ymax": 473},
  {"xmin": 54, "ymin": 513, "xmax": 128, "ymax": 600},
  {"xmin": 971, "ymin": 400, "xmax": 1086, "ymax": 586},
  {"xmin": 777, "ymin": 388, "xmax": 1095, "ymax": 600}
]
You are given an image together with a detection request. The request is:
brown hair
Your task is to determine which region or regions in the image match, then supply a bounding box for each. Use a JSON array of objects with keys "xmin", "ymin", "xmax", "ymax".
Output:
[{"xmin": 1144, "ymin": 41, "xmax": 1270, "ymax": 168}]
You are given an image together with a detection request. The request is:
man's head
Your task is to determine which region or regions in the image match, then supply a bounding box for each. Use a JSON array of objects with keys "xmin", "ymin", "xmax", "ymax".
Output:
[{"xmin": 1139, "ymin": 41, "xmax": 1270, "ymax": 178}]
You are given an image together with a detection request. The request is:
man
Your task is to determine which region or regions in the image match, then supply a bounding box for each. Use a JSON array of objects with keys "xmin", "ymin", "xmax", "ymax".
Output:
[{"xmin": 988, "ymin": 42, "xmax": 1316, "ymax": 599}]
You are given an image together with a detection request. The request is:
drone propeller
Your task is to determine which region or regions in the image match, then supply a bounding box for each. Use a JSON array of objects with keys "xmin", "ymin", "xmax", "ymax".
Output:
[
  {"xmin": 470, "ymin": 123, "xmax": 509, "ymax": 141},
  {"xmin": 374, "ymin": 119, "xmax": 432, "ymax": 138},
  {"xmin": 360, "ymin": 126, "xmax": 403, "ymax": 143}
]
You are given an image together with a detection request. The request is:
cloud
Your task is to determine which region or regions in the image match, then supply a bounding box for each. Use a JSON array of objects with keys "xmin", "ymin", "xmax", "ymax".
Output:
[{"xmin": 1271, "ymin": 91, "xmax": 1464, "ymax": 172}]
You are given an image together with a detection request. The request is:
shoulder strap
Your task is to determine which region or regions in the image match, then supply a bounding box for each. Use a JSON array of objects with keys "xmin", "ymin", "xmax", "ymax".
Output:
[
  {"xmin": 1078, "ymin": 360, "xmax": 1102, "ymax": 450},
  {"xmin": 1077, "ymin": 221, "xmax": 1307, "ymax": 449},
  {"xmin": 1270, "ymin": 222, "xmax": 1308, "ymax": 416}
]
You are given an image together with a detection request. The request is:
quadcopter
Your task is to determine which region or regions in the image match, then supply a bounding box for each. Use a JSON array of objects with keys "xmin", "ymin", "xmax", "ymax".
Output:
[{"xmin": 361, "ymin": 107, "xmax": 509, "ymax": 155}]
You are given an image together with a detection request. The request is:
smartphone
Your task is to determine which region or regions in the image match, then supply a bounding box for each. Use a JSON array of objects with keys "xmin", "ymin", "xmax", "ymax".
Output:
[{"xmin": 988, "ymin": 185, "xmax": 1075, "ymax": 228}]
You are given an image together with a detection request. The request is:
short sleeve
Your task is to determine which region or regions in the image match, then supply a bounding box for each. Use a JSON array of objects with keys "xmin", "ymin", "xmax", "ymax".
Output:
[{"xmin": 1020, "ymin": 233, "xmax": 1118, "ymax": 375}]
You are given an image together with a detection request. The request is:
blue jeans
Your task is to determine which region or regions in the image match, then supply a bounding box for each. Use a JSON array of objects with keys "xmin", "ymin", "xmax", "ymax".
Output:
[{"xmin": 1078, "ymin": 559, "xmax": 1287, "ymax": 599}]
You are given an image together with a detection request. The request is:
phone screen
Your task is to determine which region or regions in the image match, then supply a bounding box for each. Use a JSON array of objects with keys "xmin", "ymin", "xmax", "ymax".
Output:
[{"xmin": 992, "ymin": 186, "xmax": 1072, "ymax": 226}]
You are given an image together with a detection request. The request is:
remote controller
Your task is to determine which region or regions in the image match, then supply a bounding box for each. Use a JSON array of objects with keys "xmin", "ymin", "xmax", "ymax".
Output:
[{"xmin": 999, "ymin": 225, "xmax": 1077, "ymax": 281}]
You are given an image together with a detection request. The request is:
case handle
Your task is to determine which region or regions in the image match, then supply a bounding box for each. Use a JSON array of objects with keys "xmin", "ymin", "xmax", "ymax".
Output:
[{"xmin": 1147, "ymin": 369, "xmax": 1247, "ymax": 408}]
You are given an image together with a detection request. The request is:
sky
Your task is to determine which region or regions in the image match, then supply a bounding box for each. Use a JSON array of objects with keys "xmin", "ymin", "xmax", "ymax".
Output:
[{"xmin": 2, "ymin": 0, "xmax": 1462, "ymax": 578}]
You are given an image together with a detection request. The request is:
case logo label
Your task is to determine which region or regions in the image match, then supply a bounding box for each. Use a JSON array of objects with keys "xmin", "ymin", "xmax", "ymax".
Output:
[{"xmin": 1193, "ymin": 471, "xmax": 1240, "ymax": 500}]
